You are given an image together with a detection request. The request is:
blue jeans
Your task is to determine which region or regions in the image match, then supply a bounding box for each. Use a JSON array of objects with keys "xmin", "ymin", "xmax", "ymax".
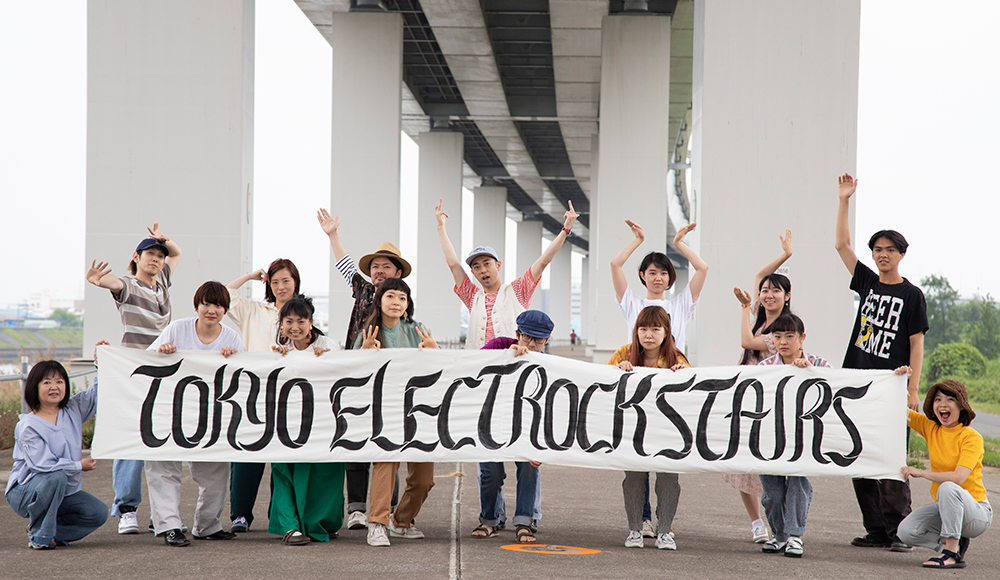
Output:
[
  {"xmin": 478, "ymin": 462, "xmax": 540, "ymax": 528},
  {"xmin": 6, "ymin": 472, "xmax": 108, "ymax": 546},
  {"xmin": 111, "ymin": 459, "xmax": 144, "ymax": 516},
  {"xmin": 760, "ymin": 475, "xmax": 812, "ymax": 541}
]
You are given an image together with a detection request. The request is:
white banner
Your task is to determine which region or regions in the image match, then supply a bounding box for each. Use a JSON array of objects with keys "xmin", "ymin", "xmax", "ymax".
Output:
[{"xmin": 93, "ymin": 346, "xmax": 907, "ymax": 479}]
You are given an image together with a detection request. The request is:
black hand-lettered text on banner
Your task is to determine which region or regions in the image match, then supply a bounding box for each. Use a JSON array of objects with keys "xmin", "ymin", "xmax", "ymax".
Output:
[{"xmin": 93, "ymin": 347, "xmax": 907, "ymax": 479}]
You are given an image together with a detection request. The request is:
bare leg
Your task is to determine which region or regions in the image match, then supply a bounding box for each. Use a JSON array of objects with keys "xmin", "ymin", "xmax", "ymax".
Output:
[{"xmin": 740, "ymin": 491, "xmax": 761, "ymax": 521}]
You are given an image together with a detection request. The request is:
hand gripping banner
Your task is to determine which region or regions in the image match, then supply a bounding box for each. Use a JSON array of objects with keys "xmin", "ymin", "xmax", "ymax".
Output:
[{"xmin": 93, "ymin": 346, "xmax": 907, "ymax": 479}]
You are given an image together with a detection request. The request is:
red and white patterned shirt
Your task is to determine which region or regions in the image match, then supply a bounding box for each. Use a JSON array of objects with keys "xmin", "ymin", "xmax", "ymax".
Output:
[
  {"xmin": 758, "ymin": 352, "xmax": 831, "ymax": 368},
  {"xmin": 455, "ymin": 268, "xmax": 540, "ymax": 343}
]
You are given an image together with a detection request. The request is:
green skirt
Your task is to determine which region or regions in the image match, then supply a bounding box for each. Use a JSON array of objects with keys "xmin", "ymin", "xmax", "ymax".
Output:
[{"xmin": 268, "ymin": 462, "xmax": 346, "ymax": 541}]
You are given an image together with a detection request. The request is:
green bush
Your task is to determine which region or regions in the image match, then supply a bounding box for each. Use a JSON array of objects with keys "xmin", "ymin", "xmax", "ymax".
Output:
[{"xmin": 924, "ymin": 342, "xmax": 987, "ymax": 384}]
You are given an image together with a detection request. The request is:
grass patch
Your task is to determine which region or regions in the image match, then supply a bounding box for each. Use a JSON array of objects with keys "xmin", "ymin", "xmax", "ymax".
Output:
[
  {"xmin": 0, "ymin": 395, "xmax": 20, "ymax": 449},
  {"xmin": 910, "ymin": 427, "xmax": 1000, "ymax": 469}
]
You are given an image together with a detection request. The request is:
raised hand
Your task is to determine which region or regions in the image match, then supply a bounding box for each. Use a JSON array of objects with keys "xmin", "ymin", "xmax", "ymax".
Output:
[
  {"xmin": 86, "ymin": 260, "xmax": 112, "ymax": 286},
  {"xmin": 220, "ymin": 347, "xmax": 238, "ymax": 358},
  {"xmin": 157, "ymin": 343, "xmax": 177, "ymax": 354},
  {"xmin": 562, "ymin": 200, "xmax": 580, "ymax": 230},
  {"xmin": 733, "ymin": 287, "xmax": 753, "ymax": 308},
  {"xmin": 146, "ymin": 222, "xmax": 170, "ymax": 242},
  {"xmin": 272, "ymin": 344, "xmax": 292, "ymax": 356},
  {"xmin": 674, "ymin": 222, "xmax": 697, "ymax": 247},
  {"xmin": 317, "ymin": 209, "xmax": 339, "ymax": 236},
  {"xmin": 435, "ymin": 198, "xmax": 449, "ymax": 228},
  {"xmin": 361, "ymin": 325, "xmax": 381, "ymax": 350},
  {"xmin": 624, "ymin": 219, "xmax": 645, "ymax": 242},
  {"xmin": 838, "ymin": 173, "xmax": 858, "ymax": 200},
  {"xmin": 780, "ymin": 228, "xmax": 793, "ymax": 256},
  {"xmin": 417, "ymin": 325, "xmax": 438, "ymax": 350},
  {"xmin": 312, "ymin": 345, "xmax": 331, "ymax": 357}
]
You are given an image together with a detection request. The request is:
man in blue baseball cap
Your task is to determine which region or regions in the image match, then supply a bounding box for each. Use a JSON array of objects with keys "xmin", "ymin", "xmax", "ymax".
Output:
[{"xmin": 472, "ymin": 310, "xmax": 553, "ymax": 544}]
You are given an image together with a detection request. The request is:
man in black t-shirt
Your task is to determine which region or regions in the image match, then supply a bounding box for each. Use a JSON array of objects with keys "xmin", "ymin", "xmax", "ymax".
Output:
[{"xmin": 835, "ymin": 173, "xmax": 929, "ymax": 552}]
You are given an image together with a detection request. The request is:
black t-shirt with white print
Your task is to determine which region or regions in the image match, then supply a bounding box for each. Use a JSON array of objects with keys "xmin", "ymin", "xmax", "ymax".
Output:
[{"xmin": 842, "ymin": 261, "xmax": 928, "ymax": 370}]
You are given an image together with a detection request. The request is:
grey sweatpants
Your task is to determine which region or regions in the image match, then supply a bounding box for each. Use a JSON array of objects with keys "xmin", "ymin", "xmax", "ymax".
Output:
[
  {"xmin": 760, "ymin": 474, "xmax": 812, "ymax": 541},
  {"xmin": 623, "ymin": 471, "xmax": 679, "ymax": 535},
  {"xmin": 145, "ymin": 461, "xmax": 229, "ymax": 536},
  {"xmin": 897, "ymin": 481, "xmax": 992, "ymax": 550}
]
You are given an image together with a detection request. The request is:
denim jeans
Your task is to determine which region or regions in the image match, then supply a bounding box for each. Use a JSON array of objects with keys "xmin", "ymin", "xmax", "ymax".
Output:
[
  {"xmin": 478, "ymin": 462, "xmax": 540, "ymax": 528},
  {"xmin": 760, "ymin": 475, "xmax": 812, "ymax": 541},
  {"xmin": 111, "ymin": 458, "xmax": 144, "ymax": 516},
  {"xmin": 6, "ymin": 471, "xmax": 108, "ymax": 546}
]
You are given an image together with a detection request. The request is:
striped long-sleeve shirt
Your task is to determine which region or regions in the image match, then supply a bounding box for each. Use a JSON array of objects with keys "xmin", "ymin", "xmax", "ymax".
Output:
[{"xmin": 113, "ymin": 264, "xmax": 172, "ymax": 349}]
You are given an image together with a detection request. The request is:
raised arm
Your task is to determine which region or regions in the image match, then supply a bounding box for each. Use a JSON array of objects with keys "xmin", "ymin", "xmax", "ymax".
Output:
[
  {"xmin": 753, "ymin": 229, "xmax": 793, "ymax": 291},
  {"xmin": 317, "ymin": 208, "xmax": 348, "ymax": 261},
  {"xmin": 529, "ymin": 201, "xmax": 580, "ymax": 282},
  {"xmin": 85, "ymin": 260, "xmax": 124, "ymax": 293},
  {"xmin": 735, "ymin": 287, "xmax": 770, "ymax": 350},
  {"xmin": 610, "ymin": 219, "xmax": 644, "ymax": 303},
  {"xmin": 435, "ymin": 199, "xmax": 467, "ymax": 287},
  {"xmin": 147, "ymin": 222, "xmax": 181, "ymax": 274},
  {"xmin": 834, "ymin": 173, "xmax": 859, "ymax": 275},
  {"xmin": 227, "ymin": 269, "xmax": 266, "ymax": 290},
  {"xmin": 673, "ymin": 222, "xmax": 709, "ymax": 301}
]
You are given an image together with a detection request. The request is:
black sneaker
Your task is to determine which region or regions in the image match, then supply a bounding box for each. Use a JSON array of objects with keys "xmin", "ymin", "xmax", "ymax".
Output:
[
  {"xmin": 164, "ymin": 529, "xmax": 191, "ymax": 547},
  {"xmin": 890, "ymin": 540, "xmax": 913, "ymax": 552},
  {"xmin": 851, "ymin": 533, "xmax": 892, "ymax": 548}
]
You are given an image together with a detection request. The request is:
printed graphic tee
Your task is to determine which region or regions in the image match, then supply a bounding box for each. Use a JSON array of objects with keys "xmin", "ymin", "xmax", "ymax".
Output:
[{"xmin": 842, "ymin": 262, "xmax": 928, "ymax": 370}]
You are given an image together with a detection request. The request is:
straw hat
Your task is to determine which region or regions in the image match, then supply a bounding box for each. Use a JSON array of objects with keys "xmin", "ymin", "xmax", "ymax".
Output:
[{"xmin": 358, "ymin": 242, "xmax": 411, "ymax": 278}]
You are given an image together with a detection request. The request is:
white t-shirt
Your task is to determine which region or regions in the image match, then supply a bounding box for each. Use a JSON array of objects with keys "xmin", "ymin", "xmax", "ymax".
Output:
[
  {"xmin": 147, "ymin": 317, "xmax": 245, "ymax": 353},
  {"xmin": 279, "ymin": 334, "xmax": 335, "ymax": 353},
  {"xmin": 618, "ymin": 284, "xmax": 697, "ymax": 351}
]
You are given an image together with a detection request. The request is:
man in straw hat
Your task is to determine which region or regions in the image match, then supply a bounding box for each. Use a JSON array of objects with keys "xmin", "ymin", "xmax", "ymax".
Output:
[{"xmin": 318, "ymin": 208, "xmax": 412, "ymax": 531}]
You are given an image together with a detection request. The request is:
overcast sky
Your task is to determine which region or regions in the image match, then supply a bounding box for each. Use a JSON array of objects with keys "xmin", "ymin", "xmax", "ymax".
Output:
[{"xmin": 1, "ymin": 0, "xmax": 998, "ymax": 309}]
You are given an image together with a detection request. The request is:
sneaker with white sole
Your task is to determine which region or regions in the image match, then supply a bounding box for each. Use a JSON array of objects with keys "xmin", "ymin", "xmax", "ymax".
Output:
[
  {"xmin": 347, "ymin": 511, "xmax": 367, "ymax": 530},
  {"xmin": 231, "ymin": 516, "xmax": 249, "ymax": 533},
  {"xmin": 625, "ymin": 530, "xmax": 644, "ymax": 548},
  {"xmin": 655, "ymin": 533, "xmax": 677, "ymax": 550},
  {"xmin": 784, "ymin": 536, "xmax": 803, "ymax": 558},
  {"xmin": 641, "ymin": 520, "xmax": 656, "ymax": 538},
  {"xmin": 752, "ymin": 522, "xmax": 769, "ymax": 543},
  {"xmin": 118, "ymin": 512, "xmax": 140, "ymax": 534},
  {"xmin": 387, "ymin": 519, "xmax": 425, "ymax": 539},
  {"xmin": 762, "ymin": 539, "xmax": 786, "ymax": 554},
  {"xmin": 367, "ymin": 523, "xmax": 391, "ymax": 547}
]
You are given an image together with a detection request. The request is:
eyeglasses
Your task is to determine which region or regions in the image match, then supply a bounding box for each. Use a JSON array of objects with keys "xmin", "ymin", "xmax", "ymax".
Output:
[{"xmin": 517, "ymin": 332, "xmax": 547, "ymax": 345}]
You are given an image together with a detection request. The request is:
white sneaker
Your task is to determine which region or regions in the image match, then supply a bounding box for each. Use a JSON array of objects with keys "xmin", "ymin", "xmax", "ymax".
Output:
[
  {"xmin": 367, "ymin": 523, "xmax": 390, "ymax": 547},
  {"xmin": 655, "ymin": 533, "xmax": 677, "ymax": 550},
  {"xmin": 641, "ymin": 519, "xmax": 656, "ymax": 538},
  {"xmin": 387, "ymin": 519, "xmax": 425, "ymax": 539},
  {"xmin": 752, "ymin": 522, "xmax": 769, "ymax": 543},
  {"xmin": 625, "ymin": 530, "xmax": 644, "ymax": 548},
  {"xmin": 784, "ymin": 536, "xmax": 803, "ymax": 558},
  {"xmin": 347, "ymin": 511, "xmax": 367, "ymax": 530},
  {"xmin": 118, "ymin": 512, "xmax": 140, "ymax": 534}
]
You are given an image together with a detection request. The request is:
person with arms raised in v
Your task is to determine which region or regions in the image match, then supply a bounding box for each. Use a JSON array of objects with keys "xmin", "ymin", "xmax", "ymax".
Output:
[
  {"xmin": 835, "ymin": 173, "xmax": 928, "ymax": 553},
  {"xmin": 435, "ymin": 198, "xmax": 579, "ymax": 350}
]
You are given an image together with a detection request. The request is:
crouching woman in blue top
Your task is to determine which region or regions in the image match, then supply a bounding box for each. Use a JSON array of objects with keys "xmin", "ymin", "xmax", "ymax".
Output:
[{"xmin": 5, "ymin": 360, "xmax": 108, "ymax": 549}]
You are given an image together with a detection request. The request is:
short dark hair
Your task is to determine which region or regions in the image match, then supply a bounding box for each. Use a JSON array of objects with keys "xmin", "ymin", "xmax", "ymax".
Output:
[
  {"xmin": 868, "ymin": 230, "xmax": 908, "ymax": 254},
  {"xmin": 276, "ymin": 294, "xmax": 325, "ymax": 346},
  {"xmin": 638, "ymin": 252, "xmax": 676, "ymax": 290},
  {"xmin": 193, "ymin": 281, "xmax": 230, "ymax": 312},
  {"xmin": 24, "ymin": 360, "xmax": 71, "ymax": 412},
  {"xmin": 264, "ymin": 259, "xmax": 301, "ymax": 303},
  {"xmin": 765, "ymin": 312, "xmax": 805, "ymax": 335}
]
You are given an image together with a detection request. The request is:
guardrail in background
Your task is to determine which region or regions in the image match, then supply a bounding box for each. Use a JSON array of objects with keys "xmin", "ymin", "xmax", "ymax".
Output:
[{"xmin": 0, "ymin": 356, "xmax": 97, "ymax": 414}]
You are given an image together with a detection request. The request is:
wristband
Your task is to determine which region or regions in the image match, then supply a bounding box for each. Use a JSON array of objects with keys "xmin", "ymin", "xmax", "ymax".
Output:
[{"xmin": 562, "ymin": 226, "xmax": 571, "ymax": 234}]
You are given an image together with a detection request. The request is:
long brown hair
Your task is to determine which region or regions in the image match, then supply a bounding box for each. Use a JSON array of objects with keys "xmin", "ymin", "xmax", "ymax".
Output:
[
  {"xmin": 361, "ymin": 278, "xmax": 415, "ymax": 347},
  {"xmin": 628, "ymin": 306, "xmax": 682, "ymax": 368}
]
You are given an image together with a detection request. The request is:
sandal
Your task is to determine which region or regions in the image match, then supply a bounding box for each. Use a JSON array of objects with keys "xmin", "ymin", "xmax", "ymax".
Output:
[
  {"xmin": 515, "ymin": 524, "xmax": 537, "ymax": 544},
  {"xmin": 471, "ymin": 524, "xmax": 498, "ymax": 539},
  {"xmin": 922, "ymin": 549, "xmax": 966, "ymax": 569},
  {"xmin": 283, "ymin": 529, "xmax": 310, "ymax": 546}
]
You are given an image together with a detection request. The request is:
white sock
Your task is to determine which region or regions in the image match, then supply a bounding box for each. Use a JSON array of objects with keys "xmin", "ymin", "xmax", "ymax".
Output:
[{"xmin": 752, "ymin": 518, "xmax": 765, "ymax": 528}]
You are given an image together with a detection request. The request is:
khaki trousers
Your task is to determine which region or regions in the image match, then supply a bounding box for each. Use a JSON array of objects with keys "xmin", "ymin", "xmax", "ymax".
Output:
[{"xmin": 369, "ymin": 462, "xmax": 435, "ymax": 527}]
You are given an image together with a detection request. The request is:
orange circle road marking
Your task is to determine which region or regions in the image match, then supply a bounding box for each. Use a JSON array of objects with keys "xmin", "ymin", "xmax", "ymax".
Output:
[{"xmin": 501, "ymin": 544, "xmax": 601, "ymax": 555}]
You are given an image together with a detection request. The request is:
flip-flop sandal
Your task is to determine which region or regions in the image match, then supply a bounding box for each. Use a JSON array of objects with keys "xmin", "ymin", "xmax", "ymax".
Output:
[
  {"xmin": 515, "ymin": 525, "xmax": 537, "ymax": 544},
  {"xmin": 922, "ymin": 549, "xmax": 966, "ymax": 569},
  {"xmin": 471, "ymin": 525, "xmax": 498, "ymax": 538}
]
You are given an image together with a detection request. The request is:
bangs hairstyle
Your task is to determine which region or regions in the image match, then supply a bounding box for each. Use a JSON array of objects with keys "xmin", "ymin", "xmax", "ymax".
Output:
[
  {"xmin": 276, "ymin": 294, "xmax": 325, "ymax": 346},
  {"xmin": 193, "ymin": 281, "xmax": 230, "ymax": 312},
  {"xmin": 24, "ymin": 360, "xmax": 71, "ymax": 412},
  {"xmin": 739, "ymin": 273, "xmax": 792, "ymax": 365},
  {"xmin": 628, "ymin": 306, "xmax": 682, "ymax": 368},
  {"xmin": 264, "ymin": 259, "xmax": 301, "ymax": 304},
  {"xmin": 867, "ymin": 230, "xmax": 908, "ymax": 254},
  {"xmin": 765, "ymin": 312, "xmax": 805, "ymax": 335},
  {"xmin": 638, "ymin": 252, "xmax": 677, "ymax": 290},
  {"xmin": 362, "ymin": 277, "xmax": 415, "ymax": 347}
]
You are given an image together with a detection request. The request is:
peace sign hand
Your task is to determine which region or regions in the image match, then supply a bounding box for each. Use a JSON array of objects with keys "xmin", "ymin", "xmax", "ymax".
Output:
[
  {"xmin": 417, "ymin": 325, "xmax": 438, "ymax": 350},
  {"xmin": 146, "ymin": 222, "xmax": 170, "ymax": 242},
  {"xmin": 361, "ymin": 325, "xmax": 381, "ymax": 350}
]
